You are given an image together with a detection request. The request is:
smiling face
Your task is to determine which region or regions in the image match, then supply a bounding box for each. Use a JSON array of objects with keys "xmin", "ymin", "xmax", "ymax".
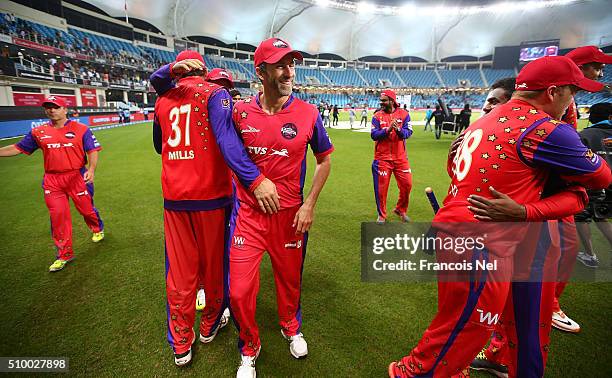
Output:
[
  {"xmin": 256, "ymin": 54, "xmax": 296, "ymax": 97},
  {"xmin": 43, "ymin": 104, "xmax": 68, "ymax": 123},
  {"xmin": 581, "ymin": 62, "xmax": 605, "ymax": 80},
  {"xmin": 379, "ymin": 94, "xmax": 394, "ymax": 112}
]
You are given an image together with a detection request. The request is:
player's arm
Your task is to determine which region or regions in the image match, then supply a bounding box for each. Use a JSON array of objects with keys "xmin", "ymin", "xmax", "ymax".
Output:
[
  {"xmin": 520, "ymin": 121, "xmax": 612, "ymax": 190},
  {"xmin": 82, "ymin": 128, "xmax": 101, "ymax": 183},
  {"xmin": 467, "ymin": 185, "xmax": 588, "ymax": 221},
  {"xmin": 209, "ymin": 90, "xmax": 280, "ymax": 213},
  {"xmin": 149, "ymin": 59, "xmax": 205, "ymax": 96},
  {"xmin": 394, "ymin": 113, "xmax": 413, "ymax": 139},
  {"xmin": 0, "ymin": 144, "xmax": 21, "ymax": 156},
  {"xmin": 2, "ymin": 131, "xmax": 39, "ymax": 156},
  {"xmin": 294, "ymin": 114, "xmax": 334, "ymax": 234},
  {"xmin": 152, "ymin": 113, "xmax": 162, "ymax": 154},
  {"xmin": 370, "ymin": 116, "xmax": 388, "ymax": 140}
]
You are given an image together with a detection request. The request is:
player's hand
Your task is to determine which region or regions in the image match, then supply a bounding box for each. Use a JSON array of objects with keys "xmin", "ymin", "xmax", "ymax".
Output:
[
  {"xmin": 448, "ymin": 133, "xmax": 464, "ymax": 162},
  {"xmin": 171, "ymin": 59, "xmax": 204, "ymax": 76},
  {"xmin": 467, "ymin": 186, "xmax": 526, "ymax": 221},
  {"xmin": 293, "ymin": 204, "xmax": 314, "ymax": 235},
  {"xmin": 83, "ymin": 169, "xmax": 95, "ymax": 184},
  {"xmin": 253, "ymin": 178, "xmax": 280, "ymax": 214}
]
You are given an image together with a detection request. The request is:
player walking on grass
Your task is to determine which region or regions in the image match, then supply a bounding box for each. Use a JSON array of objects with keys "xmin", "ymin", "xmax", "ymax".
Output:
[
  {"xmin": 388, "ymin": 56, "xmax": 611, "ymax": 378},
  {"xmin": 150, "ymin": 50, "xmax": 279, "ymax": 367},
  {"xmin": 229, "ymin": 37, "xmax": 333, "ymax": 378},
  {"xmin": 371, "ymin": 89, "xmax": 413, "ymax": 223},
  {"xmin": 0, "ymin": 96, "xmax": 104, "ymax": 272}
]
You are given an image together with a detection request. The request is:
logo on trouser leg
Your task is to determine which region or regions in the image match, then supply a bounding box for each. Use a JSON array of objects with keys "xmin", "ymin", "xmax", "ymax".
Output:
[
  {"xmin": 233, "ymin": 235, "xmax": 245, "ymax": 247},
  {"xmin": 284, "ymin": 240, "xmax": 302, "ymax": 249},
  {"xmin": 477, "ymin": 309, "xmax": 500, "ymax": 325}
]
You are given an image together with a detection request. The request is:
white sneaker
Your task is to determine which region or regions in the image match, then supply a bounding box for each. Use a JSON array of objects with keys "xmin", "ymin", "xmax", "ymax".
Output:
[
  {"xmin": 236, "ymin": 347, "xmax": 260, "ymax": 378},
  {"xmin": 552, "ymin": 310, "xmax": 580, "ymax": 333},
  {"xmin": 281, "ymin": 330, "xmax": 308, "ymax": 359},
  {"xmin": 577, "ymin": 252, "xmax": 599, "ymax": 268},
  {"xmin": 174, "ymin": 330, "xmax": 196, "ymax": 366},
  {"xmin": 196, "ymin": 289, "xmax": 206, "ymax": 311},
  {"xmin": 200, "ymin": 309, "xmax": 230, "ymax": 343}
]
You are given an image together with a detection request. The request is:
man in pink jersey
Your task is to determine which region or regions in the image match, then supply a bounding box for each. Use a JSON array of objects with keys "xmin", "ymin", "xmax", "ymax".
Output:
[
  {"xmin": 151, "ymin": 50, "xmax": 279, "ymax": 366},
  {"xmin": 371, "ymin": 89, "xmax": 413, "ymax": 223},
  {"xmin": 230, "ymin": 37, "xmax": 333, "ymax": 378},
  {"xmin": 0, "ymin": 96, "xmax": 104, "ymax": 272},
  {"xmin": 388, "ymin": 56, "xmax": 611, "ymax": 378}
]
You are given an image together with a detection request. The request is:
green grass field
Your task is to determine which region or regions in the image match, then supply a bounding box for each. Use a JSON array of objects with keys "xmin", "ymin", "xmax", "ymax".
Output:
[{"xmin": 0, "ymin": 112, "xmax": 610, "ymax": 377}]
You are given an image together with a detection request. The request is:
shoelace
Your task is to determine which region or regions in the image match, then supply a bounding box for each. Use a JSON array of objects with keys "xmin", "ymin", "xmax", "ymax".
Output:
[{"xmin": 239, "ymin": 355, "xmax": 255, "ymax": 368}]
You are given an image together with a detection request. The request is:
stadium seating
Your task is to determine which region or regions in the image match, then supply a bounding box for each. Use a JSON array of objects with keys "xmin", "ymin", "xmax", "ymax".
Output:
[
  {"xmin": 482, "ymin": 69, "xmax": 516, "ymax": 86},
  {"xmin": 358, "ymin": 69, "xmax": 402, "ymax": 87},
  {"xmin": 437, "ymin": 69, "xmax": 485, "ymax": 87},
  {"xmin": 396, "ymin": 70, "xmax": 442, "ymax": 88},
  {"xmin": 295, "ymin": 66, "xmax": 332, "ymax": 85},
  {"xmin": 320, "ymin": 68, "xmax": 366, "ymax": 86}
]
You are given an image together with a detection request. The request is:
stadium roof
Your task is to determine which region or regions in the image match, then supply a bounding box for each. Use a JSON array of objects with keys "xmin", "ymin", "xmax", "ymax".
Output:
[{"xmin": 84, "ymin": 0, "xmax": 611, "ymax": 61}]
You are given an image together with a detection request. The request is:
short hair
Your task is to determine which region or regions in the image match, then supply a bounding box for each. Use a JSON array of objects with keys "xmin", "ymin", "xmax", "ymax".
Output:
[
  {"xmin": 589, "ymin": 102, "xmax": 612, "ymax": 124},
  {"xmin": 491, "ymin": 77, "xmax": 516, "ymax": 99},
  {"xmin": 230, "ymin": 89, "xmax": 241, "ymax": 98}
]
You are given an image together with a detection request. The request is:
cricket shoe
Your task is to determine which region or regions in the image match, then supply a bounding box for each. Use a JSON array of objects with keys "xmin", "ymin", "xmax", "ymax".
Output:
[
  {"xmin": 195, "ymin": 289, "xmax": 206, "ymax": 311},
  {"xmin": 552, "ymin": 310, "xmax": 580, "ymax": 333},
  {"xmin": 199, "ymin": 309, "xmax": 230, "ymax": 343},
  {"xmin": 576, "ymin": 252, "xmax": 599, "ymax": 268},
  {"xmin": 91, "ymin": 231, "xmax": 105, "ymax": 243},
  {"xmin": 49, "ymin": 258, "xmax": 73, "ymax": 272},
  {"xmin": 393, "ymin": 208, "xmax": 411, "ymax": 223},
  {"xmin": 174, "ymin": 330, "xmax": 196, "ymax": 366},
  {"xmin": 236, "ymin": 347, "xmax": 260, "ymax": 378},
  {"xmin": 281, "ymin": 330, "xmax": 308, "ymax": 358},
  {"xmin": 470, "ymin": 349, "xmax": 508, "ymax": 378},
  {"xmin": 377, "ymin": 216, "xmax": 386, "ymax": 225}
]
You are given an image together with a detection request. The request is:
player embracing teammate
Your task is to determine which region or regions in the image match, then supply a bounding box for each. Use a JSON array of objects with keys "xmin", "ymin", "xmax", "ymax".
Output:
[{"xmin": 389, "ymin": 56, "xmax": 611, "ymax": 378}]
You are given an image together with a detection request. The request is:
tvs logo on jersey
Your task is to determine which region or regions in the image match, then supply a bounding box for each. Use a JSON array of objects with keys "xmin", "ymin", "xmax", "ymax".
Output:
[
  {"xmin": 270, "ymin": 148, "xmax": 289, "ymax": 157},
  {"xmin": 280, "ymin": 123, "xmax": 298, "ymax": 139},
  {"xmin": 272, "ymin": 39, "xmax": 288, "ymax": 48},
  {"xmin": 65, "ymin": 131, "xmax": 76, "ymax": 139}
]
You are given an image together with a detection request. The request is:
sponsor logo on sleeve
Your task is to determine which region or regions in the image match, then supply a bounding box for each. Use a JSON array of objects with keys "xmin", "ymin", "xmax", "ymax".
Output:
[{"xmin": 222, "ymin": 98, "xmax": 230, "ymax": 109}]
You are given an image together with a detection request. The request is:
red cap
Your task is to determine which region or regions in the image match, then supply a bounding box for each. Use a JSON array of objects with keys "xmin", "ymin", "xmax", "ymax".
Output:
[
  {"xmin": 206, "ymin": 68, "xmax": 234, "ymax": 88},
  {"xmin": 565, "ymin": 46, "xmax": 612, "ymax": 66},
  {"xmin": 175, "ymin": 50, "xmax": 205, "ymax": 66},
  {"xmin": 254, "ymin": 38, "xmax": 303, "ymax": 68},
  {"xmin": 515, "ymin": 56, "xmax": 603, "ymax": 92},
  {"xmin": 42, "ymin": 95, "xmax": 67, "ymax": 108},
  {"xmin": 381, "ymin": 89, "xmax": 399, "ymax": 106}
]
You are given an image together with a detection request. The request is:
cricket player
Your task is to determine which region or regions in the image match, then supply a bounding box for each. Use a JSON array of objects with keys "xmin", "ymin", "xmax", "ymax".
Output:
[
  {"xmin": 230, "ymin": 37, "xmax": 333, "ymax": 378},
  {"xmin": 0, "ymin": 96, "xmax": 104, "ymax": 272},
  {"xmin": 150, "ymin": 50, "xmax": 279, "ymax": 366},
  {"xmin": 389, "ymin": 56, "xmax": 611, "ymax": 378},
  {"xmin": 371, "ymin": 89, "xmax": 413, "ymax": 223},
  {"xmin": 548, "ymin": 45, "xmax": 612, "ymax": 333}
]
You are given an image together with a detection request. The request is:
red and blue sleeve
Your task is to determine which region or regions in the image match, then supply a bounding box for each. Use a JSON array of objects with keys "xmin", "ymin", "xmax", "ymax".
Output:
[
  {"xmin": 309, "ymin": 113, "xmax": 334, "ymax": 158},
  {"xmin": 395, "ymin": 113, "xmax": 413, "ymax": 139},
  {"xmin": 208, "ymin": 90, "xmax": 264, "ymax": 191},
  {"xmin": 370, "ymin": 115, "xmax": 388, "ymax": 141},
  {"xmin": 149, "ymin": 64, "xmax": 175, "ymax": 96},
  {"xmin": 519, "ymin": 121, "xmax": 612, "ymax": 190},
  {"xmin": 525, "ymin": 186, "xmax": 588, "ymax": 221},
  {"xmin": 82, "ymin": 128, "xmax": 101, "ymax": 153},
  {"xmin": 15, "ymin": 131, "xmax": 38, "ymax": 155}
]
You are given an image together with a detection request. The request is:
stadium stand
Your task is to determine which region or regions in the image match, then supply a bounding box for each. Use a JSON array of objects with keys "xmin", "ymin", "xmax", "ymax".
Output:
[
  {"xmin": 320, "ymin": 68, "xmax": 366, "ymax": 86},
  {"xmin": 358, "ymin": 68, "xmax": 403, "ymax": 87},
  {"xmin": 437, "ymin": 69, "xmax": 485, "ymax": 88}
]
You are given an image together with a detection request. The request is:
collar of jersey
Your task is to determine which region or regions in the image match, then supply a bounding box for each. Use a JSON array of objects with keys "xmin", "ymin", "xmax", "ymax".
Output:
[
  {"xmin": 48, "ymin": 119, "xmax": 72, "ymax": 128},
  {"xmin": 255, "ymin": 92, "xmax": 294, "ymax": 111}
]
